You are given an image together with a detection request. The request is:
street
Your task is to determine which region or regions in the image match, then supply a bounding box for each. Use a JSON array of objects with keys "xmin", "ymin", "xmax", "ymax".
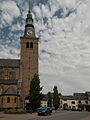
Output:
[
  {"xmin": 34, "ymin": 111, "xmax": 90, "ymax": 120},
  {"xmin": 0, "ymin": 111, "xmax": 90, "ymax": 120}
]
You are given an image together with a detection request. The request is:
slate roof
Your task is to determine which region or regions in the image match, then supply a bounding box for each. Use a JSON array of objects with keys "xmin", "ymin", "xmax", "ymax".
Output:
[
  {"xmin": 3, "ymin": 86, "xmax": 18, "ymax": 95},
  {"xmin": 62, "ymin": 95, "xmax": 87, "ymax": 100},
  {"xmin": 85, "ymin": 92, "xmax": 90, "ymax": 97},
  {"xmin": 73, "ymin": 93, "xmax": 85, "ymax": 97},
  {"xmin": 0, "ymin": 59, "xmax": 20, "ymax": 67},
  {"xmin": 62, "ymin": 96, "xmax": 76, "ymax": 100}
]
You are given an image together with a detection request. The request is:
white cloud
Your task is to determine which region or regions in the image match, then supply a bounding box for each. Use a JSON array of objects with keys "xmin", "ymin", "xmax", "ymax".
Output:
[
  {"xmin": 11, "ymin": 22, "xmax": 24, "ymax": 31},
  {"xmin": 0, "ymin": 0, "xmax": 20, "ymax": 27},
  {"xmin": 0, "ymin": 0, "xmax": 90, "ymax": 95},
  {"xmin": 0, "ymin": 44, "xmax": 20, "ymax": 59},
  {"xmin": 33, "ymin": 0, "xmax": 90, "ymax": 94}
]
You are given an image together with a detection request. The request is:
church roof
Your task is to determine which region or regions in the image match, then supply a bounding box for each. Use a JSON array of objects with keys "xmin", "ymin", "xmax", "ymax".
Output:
[
  {"xmin": 0, "ymin": 59, "xmax": 20, "ymax": 67},
  {"xmin": 3, "ymin": 86, "xmax": 18, "ymax": 96}
]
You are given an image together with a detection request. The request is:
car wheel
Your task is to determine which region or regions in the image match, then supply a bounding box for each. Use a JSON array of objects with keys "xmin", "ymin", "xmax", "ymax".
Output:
[
  {"xmin": 38, "ymin": 113, "xmax": 40, "ymax": 116},
  {"xmin": 49, "ymin": 113, "xmax": 51, "ymax": 115},
  {"xmin": 44, "ymin": 112, "xmax": 47, "ymax": 116}
]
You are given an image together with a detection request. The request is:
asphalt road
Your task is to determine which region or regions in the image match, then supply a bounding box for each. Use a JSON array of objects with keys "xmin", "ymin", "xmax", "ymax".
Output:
[
  {"xmin": 0, "ymin": 111, "xmax": 90, "ymax": 120},
  {"xmin": 29, "ymin": 111, "xmax": 90, "ymax": 120}
]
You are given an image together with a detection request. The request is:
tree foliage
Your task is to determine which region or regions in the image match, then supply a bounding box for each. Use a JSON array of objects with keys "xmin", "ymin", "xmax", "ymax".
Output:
[
  {"xmin": 53, "ymin": 86, "xmax": 60, "ymax": 110},
  {"xmin": 47, "ymin": 92, "xmax": 52, "ymax": 107},
  {"xmin": 29, "ymin": 74, "xmax": 43, "ymax": 111}
]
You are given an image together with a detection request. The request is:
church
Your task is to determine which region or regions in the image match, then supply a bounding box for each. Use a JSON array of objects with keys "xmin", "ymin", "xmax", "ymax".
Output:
[{"xmin": 0, "ymin": 8, "xmax": 38, "ymax": 109}]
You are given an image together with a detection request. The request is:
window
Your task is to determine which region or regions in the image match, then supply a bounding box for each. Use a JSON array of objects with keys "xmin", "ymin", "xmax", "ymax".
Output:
[
  {"xmin": 9, "ymin": 72, "xmax": 12, "ymax": 80},
  {"xmin": 72, "ymin": 106, "xmax": 75, "ymax": 109},
  {"xmin": 7, "ymin": 97, "xmax": 10, "ymax": 103},
  {"xmin": 72, "ymin": 101, "xmax": 75, "ymax": 104},
  {"xmin": 85, "ymin": 101, "xmax": 88, "ymax": 104},
  {"xmin": 26, "ymin": 42, "xmax": 29, "ymax": 48},
  {"xmin": 14, "ymin": 97, "xmax": 16, "ymax": 103},
  {"xmin": 2, "ymin": 97, "xmax": 3, "ymax": 103},
  {"xmin": 13, "ymin": 72, "xmax": 16, "ymax": 80},
  {"xmin": 9, "ymin": 72, "xmax": 16, "ymax": 80},
  {"xmin": 78, "ymin": 101, "xmax": 81, "ymax": 104},
  {"xmin": 0, "ymin": 72, "xmax": 4, "ymax": 80},
  {"xmin": 30, "ymin": 42, "xmax": 33, "ymax": 48}
]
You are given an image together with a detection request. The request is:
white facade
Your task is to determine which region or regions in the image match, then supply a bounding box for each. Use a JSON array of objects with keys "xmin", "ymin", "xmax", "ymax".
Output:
[
  {"xmin": 41, "ymin": 100, "xmax": 48, "ymax": 107},
  {"xmin": 60, "ymin": 99, "xmax": 78, "ymax": 109},
  {"xmin": 60, "ymin": 98, "xmax": 90, "ymax": 110}
]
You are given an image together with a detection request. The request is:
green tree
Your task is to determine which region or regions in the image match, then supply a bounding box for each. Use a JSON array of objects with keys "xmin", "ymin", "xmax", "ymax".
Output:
[
  {"xmin": 29, "ymin": 74, "xmax": 43, "ymax": 111},
  {"xmin": 47, "ymin": 92, "xmax": 52, "ymax": 107},
  {"xmin": 53, "ymin": 86, "xmax": 60, "ymax": 110}
]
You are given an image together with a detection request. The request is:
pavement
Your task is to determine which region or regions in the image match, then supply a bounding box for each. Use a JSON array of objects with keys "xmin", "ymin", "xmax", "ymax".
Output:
[
  {"xmin": 0, "ymin": 112, "xmax": 37, "ymax": 120},
  {"xmin": 0, "ymin": 111, "xmax": 90, "ymax": 120}
]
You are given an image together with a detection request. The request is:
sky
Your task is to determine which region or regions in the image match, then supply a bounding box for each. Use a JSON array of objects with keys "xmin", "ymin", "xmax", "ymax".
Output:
[{"xmin": 0, "ymin": 0, "xmax": 90, "ymax": 95}]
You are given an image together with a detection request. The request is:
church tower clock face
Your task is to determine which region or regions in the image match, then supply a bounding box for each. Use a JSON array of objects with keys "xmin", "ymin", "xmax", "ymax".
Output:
[{"xmin": 27, "ymin": 30, "xmax": 33, "ymax": 36}]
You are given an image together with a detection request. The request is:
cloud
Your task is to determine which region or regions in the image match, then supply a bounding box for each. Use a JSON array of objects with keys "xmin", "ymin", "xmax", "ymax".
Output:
[
  {"xmin": 32, "ymin": 0, "xmax": 90, "ymax": 94},
  {"xmin": 0, "ymin": 44, "xmax": 20, "ymax": 59},
  {"xmin": 0, "ymin": 0, "xmax": 20, "ymax": 28},
  {"xmin": 11, "ymin": 22, "xmax": 24, "ymax": 31},
  {"xmin": 0, "ymin": 0, "xmax": 90, "ymax": 95}
]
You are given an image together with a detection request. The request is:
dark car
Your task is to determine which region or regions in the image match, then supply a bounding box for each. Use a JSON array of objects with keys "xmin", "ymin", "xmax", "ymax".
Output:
[
  {"xmin": 26, "ymin": 107, "xmax": 33, "ymax": 113},
  {"xmin": 26, "ymin": 109, "xmax": 33, "ymax": 113},
  {"xmin": 37, "ymin": 107, "xmax": 52, "ymax": 116},
  {"xmin": 77, "ymin": 108, "xmax": 82, "ymax": 111}
]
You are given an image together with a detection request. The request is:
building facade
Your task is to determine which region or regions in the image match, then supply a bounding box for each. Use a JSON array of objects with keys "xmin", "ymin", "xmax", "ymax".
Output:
[
  {"xmin": 60, "ymin": 92, "xmax": 90, "ymax": 111},
  {"xmin": 0, "ymin": 9, "xmax": 38, "ymax": 109}
]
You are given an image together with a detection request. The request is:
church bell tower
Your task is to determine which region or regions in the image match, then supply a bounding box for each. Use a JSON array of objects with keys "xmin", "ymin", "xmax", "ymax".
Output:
[{"xmin": 20, "ymin": 9, "xmax": 38, "ymax": 107}]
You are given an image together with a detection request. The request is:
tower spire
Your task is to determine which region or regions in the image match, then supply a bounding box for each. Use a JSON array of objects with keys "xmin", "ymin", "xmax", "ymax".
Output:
[
  {"xmin": 26, "ymin": 1, "xmax": 33, "ymax": 25},
  {"xmin": 24, "ymin": 1, "xmax": 35, "ymax": 37},
  {"xmin": 28, "ymin": 0, "xmax": 31, "ymax": 13}
]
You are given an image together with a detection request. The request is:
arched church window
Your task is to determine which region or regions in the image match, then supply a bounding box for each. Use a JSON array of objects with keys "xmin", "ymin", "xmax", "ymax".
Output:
[
  {"xmin": 14, "ymin": 97, "xmax": 16, "ymax": 103},
  {"xmin": 26, "ymin": 42, "xmax": 29, "ymax": 48},
  {"xmin": 7, "ymin": 97, "xmax": 10, "ymax": 103},
  {"xmin": 0, "ymin": 72, "xmax": 4, "ymax": 80},
  {"xmin": 30, "ymin": 42, "xmax": 33, "ymax": 48},
  {"xmin": 9, "ymin": 72, "xmax": 12, "ymax": 80},
  {"xmin": 9, "ymin": 72, "xmax": 16, "ymax": 80},
  {"xmin": 2, "ymin": 97, "xmax": 3, "ymax": 103},
  {"xmin": 13, "ymin": 72, "xmax": 16, "ymax": 80}
]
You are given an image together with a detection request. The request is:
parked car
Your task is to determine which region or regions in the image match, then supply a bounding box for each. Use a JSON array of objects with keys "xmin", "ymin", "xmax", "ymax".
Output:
[
  {"xmin": 57, "ymin": 108, "xmax": 63, "ymax": 111},
  {"xmin": 26, "ymin": 109, "xmax": 33, "ymax": 113},
  {"xmin": 71, "ymin": 108, "xmax": 76, "ymax": 111},
  {"xmin": 63, "ymin": 107, "xmax": 70, "ymax": 110},
  {"xmin": 26, "ymin": 107, "xmax": 33, "ymax": 113},
  {"xmin": 77, "ymin": 108, "xmax": 82, "ymax": 111},
  {"xmin": 37, "ymin": 107, "xmax": 52, "ymax": 116}
]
